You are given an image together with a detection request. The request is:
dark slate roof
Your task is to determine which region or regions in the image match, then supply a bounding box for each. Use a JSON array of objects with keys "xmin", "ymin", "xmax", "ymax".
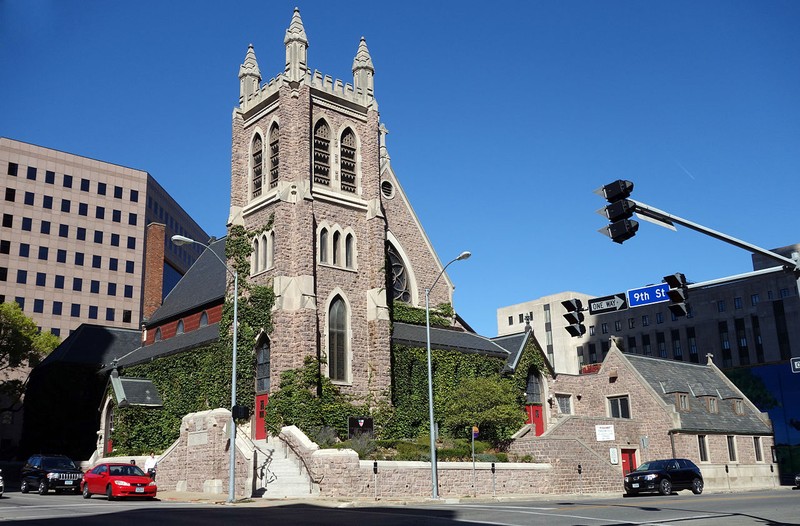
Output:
[
  {"xmin": 102, "ymin": 323, "xmax": 220, "ymax": 371},
  {"xmin": 392, "ymin": 322, "xmax": 510, "ymax": 359},
  {"xmin": 146, "ymin": 237, "xmax": 227, "ymax": 325},
  {"xmin": 39, "ymin": 325, "xmax": 141, "ymax": 368},
  {"xmin": 625, "ymin": 354, "xmax": 772, "ymax": 435},
  {"xmin": 491, "ymin": 329, "xmax": 555, "ymax": 376}
]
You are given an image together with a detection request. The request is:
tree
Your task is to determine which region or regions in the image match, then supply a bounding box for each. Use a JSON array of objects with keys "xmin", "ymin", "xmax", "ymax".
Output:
[
  {"xmin": 0, "ymin": 302, "xmax": 60, "ymax": 411},
  {"xmin": 439, "ymin": 376, "xmax": 526, "ymax": 445}
]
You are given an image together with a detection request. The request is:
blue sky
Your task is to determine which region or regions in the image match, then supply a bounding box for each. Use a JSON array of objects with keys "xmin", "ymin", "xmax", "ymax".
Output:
[{"xmin": 2, "ymin": 1, "xmax": 799, "ymax": 337}]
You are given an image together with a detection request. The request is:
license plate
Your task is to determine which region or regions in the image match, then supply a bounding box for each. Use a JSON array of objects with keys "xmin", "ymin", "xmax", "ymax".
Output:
[
  {"xmin": 632, "ymin": 483, "xmax": 639, "ymax": 488},
  {"xmin": 64, "ymin": 480, "xmax": 73, "ymax": 485},
  {"xmin": 135, "ymin": 487, "xmax": 144, "ymax": 493}
]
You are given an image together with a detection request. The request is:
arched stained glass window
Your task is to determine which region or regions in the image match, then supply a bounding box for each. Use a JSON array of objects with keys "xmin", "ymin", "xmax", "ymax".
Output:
[
  {"xmin": 387, "ymin": 244, "xmax": 410, "ymax": 302},
  {"xmin": 328, "ymin": 296, "xmax": 347, "ymax": 381}
]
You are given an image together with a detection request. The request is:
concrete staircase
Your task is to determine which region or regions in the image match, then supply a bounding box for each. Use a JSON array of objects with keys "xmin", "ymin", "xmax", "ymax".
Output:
[{"xmin": 251, "ymin": 436, "xmax": 319, "ymax": 499}]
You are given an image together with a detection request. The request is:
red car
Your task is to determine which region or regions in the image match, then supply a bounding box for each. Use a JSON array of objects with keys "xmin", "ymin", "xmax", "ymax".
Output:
[{"xmin": 81, "ymin": 463, "xmax": 157, "ymax": 500}]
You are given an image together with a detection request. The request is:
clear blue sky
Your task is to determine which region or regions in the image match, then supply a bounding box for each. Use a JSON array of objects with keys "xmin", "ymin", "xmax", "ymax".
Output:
[{"xmin": 2, "ymin": 1, "xmax": 798, "ymax": 337}]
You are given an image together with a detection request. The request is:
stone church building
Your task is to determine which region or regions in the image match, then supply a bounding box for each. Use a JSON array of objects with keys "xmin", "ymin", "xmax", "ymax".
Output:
[{"xmin": 229, "ymin": 8, "xmax": 460, "ymax": 407}]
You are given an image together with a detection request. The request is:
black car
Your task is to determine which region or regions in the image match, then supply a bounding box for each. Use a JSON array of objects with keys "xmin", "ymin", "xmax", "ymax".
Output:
[
  {"xmin": 624, "ymin": 458, "xmax": 704, "ymax": 496},
  {"xmin": 0, "ymin": 468, "xmax": 4, "ymax": 497},
  {"xmin": 20, "ymin": 455, "xmax": 83, "ymax": 495}
]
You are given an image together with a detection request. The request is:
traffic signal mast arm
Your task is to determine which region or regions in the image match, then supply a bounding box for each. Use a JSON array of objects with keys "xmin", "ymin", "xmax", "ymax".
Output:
[{"xmin": 629, "ymin": 198, "xmax": 800, "ymax": 273}]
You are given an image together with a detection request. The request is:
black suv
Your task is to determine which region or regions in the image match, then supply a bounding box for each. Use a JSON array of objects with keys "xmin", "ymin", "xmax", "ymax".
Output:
[
  {"xmin": 623, "ymin": 458, "xmax": 704, "ymax": 496},
  {"xmin": 21, "ymin": 455, "xmax": 83, "ymax": 495}
]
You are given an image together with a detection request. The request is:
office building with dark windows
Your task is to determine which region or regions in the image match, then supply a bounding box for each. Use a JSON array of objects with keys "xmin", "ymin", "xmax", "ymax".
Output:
[{"xmin": 0, "ymin": 137, "xmax": 209, "ymax": 337}]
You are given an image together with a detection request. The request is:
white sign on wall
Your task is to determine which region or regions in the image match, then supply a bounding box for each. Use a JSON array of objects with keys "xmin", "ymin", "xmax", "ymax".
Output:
[
  {"xmin": 609, "ymin": 447, "xmax": 619, "ymax": 465},
  {"xmin": 595, "ymin": 424, "xmax": 616, "ymax": 441}
]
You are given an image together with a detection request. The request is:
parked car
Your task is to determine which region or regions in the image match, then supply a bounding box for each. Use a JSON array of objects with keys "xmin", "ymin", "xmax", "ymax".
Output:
[
  {"xmin": 623, "ymin": 458, "xmax": 704, "ymax": 496},
  {"xmin": 0, "ymin": 468, "xmax": 5, "ymax": 497},
  {"xmin": 20, "ymin": 455, "xmax": 83, "ymax": 495},
  {"xmin": 794, "ymin": 473, "xmax": 800, "ymax": 489},
  {"xmin": 81, "ymin": 463, "xmax": 157, "ymax": 500}
]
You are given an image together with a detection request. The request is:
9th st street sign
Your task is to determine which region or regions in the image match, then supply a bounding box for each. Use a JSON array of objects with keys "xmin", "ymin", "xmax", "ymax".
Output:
[
  {"xmin": 588, "ymin": 294, "xmax": 628, "ymax": 315},
  {"xmin": 627, "ymin": 283, "xmax": 670, "ymax": 308}
]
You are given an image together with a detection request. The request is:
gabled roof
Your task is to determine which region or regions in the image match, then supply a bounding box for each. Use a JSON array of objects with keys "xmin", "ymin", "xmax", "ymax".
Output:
[
  {"xmin": 392, "ymin": 322, "xmax": 509, "ymax": 359},
  {"xmin": 493, "ymin": 329, "xmax": 555, "ymax": 376},
  {"xmin": 146, "ymin": 237, "xmax": 227, "ymax": 326},
  {"xmin": 103, "ymin": 323, "xmax": 220, "ymax": 371},
  {"xmin": 39, "ymin": 324, "xmax": 141, "ymax": 369},
  {"xmin": 623, "ymin": 353, "xmax": 771, "ymax": 435}
]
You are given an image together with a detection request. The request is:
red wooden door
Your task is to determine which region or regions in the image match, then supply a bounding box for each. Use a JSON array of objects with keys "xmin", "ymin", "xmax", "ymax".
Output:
[
  {"xmin": 255, "ymin": 394, "xmax": 269, "ymax": 440},
  {"xmin": 621, "ymin": 448, "xmax": 637, "ymax": 475},
  {"xmin": 526, "ymin": 404, "xmax": 544, "ymax": 436}
]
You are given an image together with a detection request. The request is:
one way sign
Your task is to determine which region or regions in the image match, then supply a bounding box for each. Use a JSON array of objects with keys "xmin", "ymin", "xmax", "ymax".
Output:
[{"xmin": 588, "ymin": 293, "xmax": 628, "ymax": 315}]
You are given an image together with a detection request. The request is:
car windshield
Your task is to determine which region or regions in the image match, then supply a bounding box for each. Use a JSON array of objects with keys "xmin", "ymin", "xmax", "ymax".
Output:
[
  {"xmin": 42, "ymin": 458, "xmax": 77, "ymax": 471},
  {"xmin": 109, "ymin": 465, "xmax": 145, "ymax": 477},
  {"xmin": 635, "ymin": 460, "xmax": 669, "ymax": 472}
]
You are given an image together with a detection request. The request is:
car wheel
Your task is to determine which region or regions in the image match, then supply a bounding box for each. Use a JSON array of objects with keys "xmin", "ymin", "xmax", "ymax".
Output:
[
  {"xmin": 658, "ymin": 478, "xmax": 672, "ymax": 496},
  {"xmin": 106, "ymin": 485, "xmax": 114, "ymax": 501},
  {"xmin": 691, "ymin": 478, "xmax": 704, "ymax": 495},
  {"xmin": 20, "ymin": 480, "xmax": 29, "ymax": 494},
  {"xmin": 82, "ymin": 484, "xmax": 91, "ymax": 499},
  {"xmin": 38, "ymin": 481, "xmax": 48, "ymax": 495}
]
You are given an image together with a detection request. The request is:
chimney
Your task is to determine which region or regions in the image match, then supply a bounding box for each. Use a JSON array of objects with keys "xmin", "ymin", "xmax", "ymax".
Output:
[{"xmin": 142, "ymin": 223, "xmax": 166, "ymax": 321}]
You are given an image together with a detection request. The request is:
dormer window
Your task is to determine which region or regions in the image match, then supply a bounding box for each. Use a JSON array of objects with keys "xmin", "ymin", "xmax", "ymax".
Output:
[
  {"xmin": 733, "ymin": 399, "xmax": 744, "ymax": 415},
  {"xmin": 707, "ymin": 396, "xmax": 718, "ymax": 414},
  {"xmin": 677, "ymin": 393, "xmax": 690, "ymax": 412}
]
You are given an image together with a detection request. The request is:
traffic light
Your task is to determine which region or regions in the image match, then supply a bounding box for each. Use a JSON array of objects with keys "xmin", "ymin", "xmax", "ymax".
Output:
[
  {"xmin": 561, "ymin": 298, "xmax": 586, "ymax": 337},
  {"xmin": 597, "ymin": 179, "xmax": 639, "ymax": 244},
  {"xmin": 663, "ymin": 272, "xmax": 688, "ymax": 317}
]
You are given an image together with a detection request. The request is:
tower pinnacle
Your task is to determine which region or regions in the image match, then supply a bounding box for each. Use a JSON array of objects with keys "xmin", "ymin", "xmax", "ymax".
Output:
[
  {"xmin": 284, "ymin": 7, "xmax": 309, "ymax": 82},
  {"xmin": 239, "ymin": 44, "xmax": 261, "ymax": 102},
  {"xmin": 352, "ymin": 37, "xmax": 374, "ymax": 105}
]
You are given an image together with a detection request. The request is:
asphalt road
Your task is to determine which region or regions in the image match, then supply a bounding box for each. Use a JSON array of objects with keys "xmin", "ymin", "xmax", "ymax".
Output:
[{"xmin": 0, "ymin": 488, "xmax": 797, "ymax": 525}]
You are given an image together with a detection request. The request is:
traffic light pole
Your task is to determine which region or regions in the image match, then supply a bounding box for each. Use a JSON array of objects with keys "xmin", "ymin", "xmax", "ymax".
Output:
[{"xmin": 629, "ymin": 198, "xmax": 800, "ymax": 294}]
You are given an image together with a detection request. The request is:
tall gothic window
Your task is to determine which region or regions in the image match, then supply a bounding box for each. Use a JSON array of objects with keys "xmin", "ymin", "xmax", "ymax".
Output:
[
  {"xmin": 345, "ymin": 234, "xmax": 354, "ymax": 269},
  {"xmin": 340, "ymin": 128, "xmax": 357, "ymax": 193},
  {"xmin": 319, "ymin": 228, "xmax": 328, "ymax": 263},
  {"xmin": 313, "ymin": 120, "xmax": 330, "ymax": 186},
  {"xmin": 332, "ymin": 231, "xmax": 341, "ymax": 266},
  {"xmin": 269, "ymin": 230, "xmax": 275, "ymax": 268},
  {"xmin": 387, "ymin": 243, "xmax": 410, "ymax": 302},
  {"xmin": 328, "ymin": 296, "xmax": 348, "ymax": 381},
  {"xmin": 256, "ymin": 339, "xmax": 271, "ymax": 393},
  {"xmin": 269, "ymin": 123, "xmax": 279, "ymax": 189},
  {"xmin": 525, "ymin": 371, "xmax": 542, "ymax": 404},
  {"xmin": 252, "ymin": 238, "xmax": 260, "ymax": 274},
  {"xmin": 252, "ymin": 134, "xmax": 263, "ymax": 198}
]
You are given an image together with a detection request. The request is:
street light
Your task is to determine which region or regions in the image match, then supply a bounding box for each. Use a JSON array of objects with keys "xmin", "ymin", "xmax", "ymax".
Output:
[
  {"xmin": 171, "ymin": 235, "xmax": 239, "ymax": 503},
  {"xmin": 425, "ymin": 250, "xmax": 471, "ymax": 499}
]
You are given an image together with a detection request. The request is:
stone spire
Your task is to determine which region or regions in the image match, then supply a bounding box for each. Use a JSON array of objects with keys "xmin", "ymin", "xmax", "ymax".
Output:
[
  {"xmin": 238, "ymin": 44, "xmax": 261, "ymax": 103},
  {"xmin": 284, "ymin": 7, "xmax": 309, "ymax": 83},
  {"xmin": 352, "ymin": 37, "xmax": 374, "ymax": 105}
]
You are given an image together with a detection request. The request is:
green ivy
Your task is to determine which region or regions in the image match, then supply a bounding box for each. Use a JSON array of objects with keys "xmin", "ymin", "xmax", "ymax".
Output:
[
  {"xmin": 110, "ymin": 225, "xmax": 274, "ymax": 455},
  {"xmin": 391, "ymin": 301, "xmax": 453, "ymax": 327}
]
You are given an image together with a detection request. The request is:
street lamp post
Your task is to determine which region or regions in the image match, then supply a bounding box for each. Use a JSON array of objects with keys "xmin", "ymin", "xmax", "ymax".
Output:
[
  {"xmin": 171, "ymin": 235, "xmax": 239, "ymax": 503},
  {"xmin": 425, "ymin": 250, "xmax": 471, "ymax": 499}
]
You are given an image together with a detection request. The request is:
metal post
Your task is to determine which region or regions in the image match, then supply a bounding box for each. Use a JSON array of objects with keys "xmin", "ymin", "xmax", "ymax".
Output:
[
  {"xmin": 425, "ymin": 286, "xmax": 439, "ymax": 499},
  {"xmin": 471, "ymin": 427, "xmax": 476, "ymax": 497},
  {"xmin": 228, "ymin": 271, "xmax": 238, "ymax": 503}
]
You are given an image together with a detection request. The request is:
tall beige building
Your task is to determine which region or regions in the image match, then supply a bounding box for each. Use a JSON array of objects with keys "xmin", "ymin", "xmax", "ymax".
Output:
[{"xmin": 0, "ymin": 137, "xmax": 209, "ymax": 337}]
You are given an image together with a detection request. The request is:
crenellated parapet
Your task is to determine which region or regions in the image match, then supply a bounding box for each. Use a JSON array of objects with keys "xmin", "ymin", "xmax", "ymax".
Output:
[{"xmin": 238, "ymin": 8, "xmax": 377, "ymax": 115}]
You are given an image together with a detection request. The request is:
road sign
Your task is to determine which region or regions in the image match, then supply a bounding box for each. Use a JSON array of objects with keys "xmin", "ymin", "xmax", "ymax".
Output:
[
  {"xmin": 791, "ymin": 357, "xmax": 800, "ymax": 374},
  {"xmin": 589, "ymin": 294, "xmax": 628, "ymax": 315},
  {"xmin": 627, "ymin": 283, "xmax": 669, "ymax": 308}
]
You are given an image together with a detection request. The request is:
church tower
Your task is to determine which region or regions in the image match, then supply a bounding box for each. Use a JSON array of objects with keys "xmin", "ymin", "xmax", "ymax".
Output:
[{"xmin": 229, "ymin": 9, "xmax": 391, "ymax": 402}]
